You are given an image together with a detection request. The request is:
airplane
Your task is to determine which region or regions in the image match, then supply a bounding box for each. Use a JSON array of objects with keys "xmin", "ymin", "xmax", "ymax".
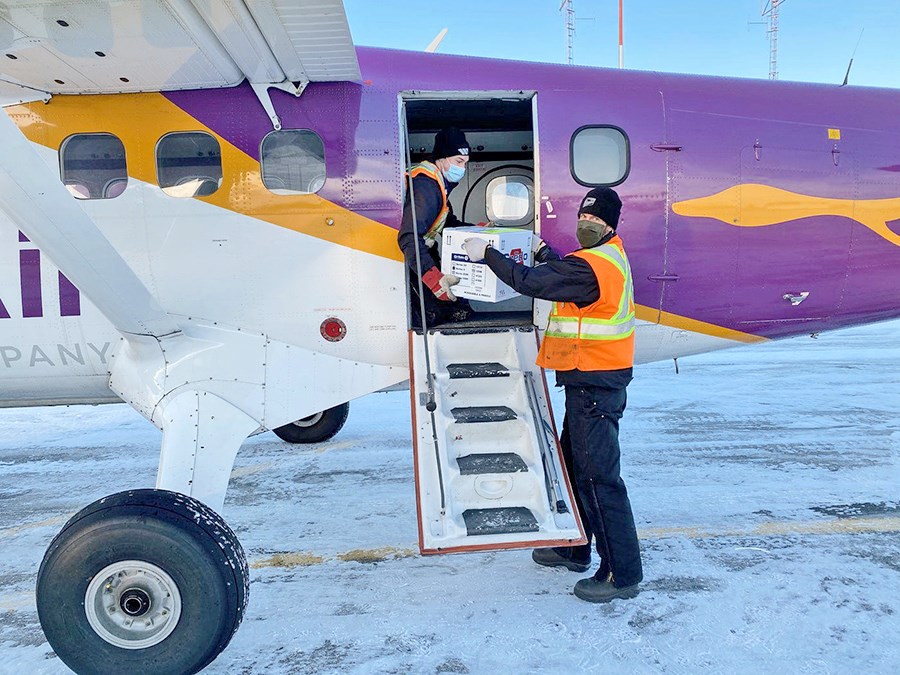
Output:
[{"xmin": 1, "ymin": 1, "xmax": 899, "ymax": 673}]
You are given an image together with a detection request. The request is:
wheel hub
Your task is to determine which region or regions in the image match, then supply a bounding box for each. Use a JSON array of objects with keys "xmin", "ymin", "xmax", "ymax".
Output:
[
  {"xmin": 120, "ymin": 588, "xmax": 152, "ymax": 617},
  {"xmin": 84, "ymin": 560, "xmax": 182, "ymax": 649},
  {"xmin": 292, "ymin": 412, "xmax": 324, "ymax": 428}
]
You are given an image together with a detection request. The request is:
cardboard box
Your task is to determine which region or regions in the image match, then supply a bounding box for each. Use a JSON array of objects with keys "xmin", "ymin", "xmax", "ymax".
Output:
[{"xmin": 441, "ymin": 227, "xmax": 533, "ymax": 303}]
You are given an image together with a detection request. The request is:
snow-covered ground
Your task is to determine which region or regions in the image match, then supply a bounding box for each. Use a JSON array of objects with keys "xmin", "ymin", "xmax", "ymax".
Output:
[{"xmin": 1, "ymin": 320, "xmax": 899, "ymax": 674}]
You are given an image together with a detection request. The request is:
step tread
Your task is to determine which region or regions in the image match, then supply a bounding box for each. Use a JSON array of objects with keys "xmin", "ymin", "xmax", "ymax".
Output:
[
  {"xmin": 446, "ymin": 362, "xmax": 510, "ymax": 379},
  {"xmin": 457, "ymin": 452, "xmax": 528, "ymax": 475},
  {"xmin": 462, "ymin": 507, "xmax": 539, "ymax": 536},
  {"xmin": 451, "ymin": 406, "xmax": 517, "ymax": 424}
]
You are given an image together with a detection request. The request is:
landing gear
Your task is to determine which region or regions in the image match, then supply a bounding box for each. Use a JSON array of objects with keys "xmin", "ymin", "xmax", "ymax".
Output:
[
  {"xmin": 36, "ymin": 489, "xmax": 248, "ymax": 675},
  {"xmin": 272, "ymin": 402, "xmax": 350, "ymax": 443}
]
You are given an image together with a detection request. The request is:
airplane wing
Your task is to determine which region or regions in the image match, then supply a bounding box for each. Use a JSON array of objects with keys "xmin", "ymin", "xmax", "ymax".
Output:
[
  {"xmin": 0, "ymin": 0, "xmax": 361, "ymax": 332},
  {"xmin": 0, "ymin": 0, "xmax": 360, "ymax": 105},
  {"xmin": 0, "ymin": 108, "xmax": 181, "ymax": 338}
]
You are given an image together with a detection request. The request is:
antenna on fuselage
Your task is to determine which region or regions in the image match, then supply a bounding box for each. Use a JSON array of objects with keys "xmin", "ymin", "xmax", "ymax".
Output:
[
  {"xmin": 841, "ymin": 29, "xmax": 865, "ymax": 87},
  {"xmin": 426, "ymin": 28, "xmax": 448, "ymax": 53}
]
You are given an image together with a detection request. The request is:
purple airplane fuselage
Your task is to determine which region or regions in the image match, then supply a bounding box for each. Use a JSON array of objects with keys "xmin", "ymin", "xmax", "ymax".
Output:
[{"xmin": 164, "ymin": 46, "xmax": 900, "ymax": 342}]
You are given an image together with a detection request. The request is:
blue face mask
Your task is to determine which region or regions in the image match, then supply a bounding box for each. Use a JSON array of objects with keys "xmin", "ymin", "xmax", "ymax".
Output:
[{"xmin": 443, "ymin": 163, "xmax": 466, "ymax": 183}]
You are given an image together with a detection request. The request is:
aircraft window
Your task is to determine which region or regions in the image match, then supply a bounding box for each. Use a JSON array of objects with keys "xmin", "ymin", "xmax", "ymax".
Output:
[
  {"xmin": 260, "ymin": 130, "xmax": 326, "ymax": 194},
  {"xmin": 486, "ymin": 175, "xmax": 534, "ymax": 226},
  {"xmin": 570, "ymin": 126, "xmax": 629, "ymax": 187},
  {"xmin": 59, "ymin": 133, "xmax": 127, "ymax": 200},
  {"xmin": 104, "ymin": 179, "xmax": 127, "ymax": 199},
  {"xmin": 156, "ymin": 132, "xmax": 222, "ymax": 198},
  {"xmin": 64, "ymin": 183, "xmax": 90, "ymax": 199}
]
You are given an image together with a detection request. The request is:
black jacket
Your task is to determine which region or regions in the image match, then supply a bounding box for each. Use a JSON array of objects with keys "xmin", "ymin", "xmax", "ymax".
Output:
[
  {"xmin": 484, "ymin": 245, "xmax": 633, "ymax": 389},
  {"xmin": 398, "ymin": 172, "xmax": 471, "ymax": 275}
]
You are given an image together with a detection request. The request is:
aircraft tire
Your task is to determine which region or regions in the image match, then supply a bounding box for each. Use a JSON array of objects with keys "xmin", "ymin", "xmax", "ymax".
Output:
[
  {"xmin": 272, "ymin": 401, "xmax": 350, "ymax": 443},
  {"xmin": 36, "ymin": 489, "xmax": 248, "ymax": 675}
]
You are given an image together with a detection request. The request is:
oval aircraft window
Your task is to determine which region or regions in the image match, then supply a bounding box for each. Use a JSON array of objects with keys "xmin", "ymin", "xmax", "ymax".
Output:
[
  {"xmin": 156, "ymin": 132, "xmax": 222, "ymax": 198},
  {"xmin": 260, "ymin": 130, "xmax": 326, "ymax": 195},
  {"xmin": 485, "ymin": 176, "xmax": 534, "ymax": 226},
  {"xmin": 59, "ymin": 133, "xmax": 127, "ymax": 200},
  {"xmin": 570, "ymin": 125, "xmax": 629, "ymax": 187}
]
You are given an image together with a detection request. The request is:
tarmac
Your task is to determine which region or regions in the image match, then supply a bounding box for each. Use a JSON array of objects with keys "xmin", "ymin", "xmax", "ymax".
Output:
[{"xmin": 1, "ymin": 320, "xmax": 898, "ymax": 673}]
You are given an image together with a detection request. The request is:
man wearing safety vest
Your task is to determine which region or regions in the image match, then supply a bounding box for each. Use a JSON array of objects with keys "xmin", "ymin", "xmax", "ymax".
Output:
[
  {"xmin": 398, "ymin": 127, "xmax": 477, "ymax": 327},
  {"xmin": 462, "ymin": 187, "xmax": 642, "ymax": 603}
]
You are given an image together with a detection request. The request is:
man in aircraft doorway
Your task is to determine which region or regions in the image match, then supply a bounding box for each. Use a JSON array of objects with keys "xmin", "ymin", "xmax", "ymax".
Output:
[
  {"xmin": 398, "ymin": 126, "xmax": 477, "ymax": 327},
  {"xmin": 462, "ymin": 187, "xmax": 643, "ymax": 603}
]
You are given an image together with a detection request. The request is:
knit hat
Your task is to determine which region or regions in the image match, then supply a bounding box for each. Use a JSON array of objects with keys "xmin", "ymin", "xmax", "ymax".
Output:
[
  {"xmin": 430, "ymin": 127, "xmax": 471, "ymax": 161},
  {"xmin": 577, "ymin": 187, "xmax": 622, "ymax": 229}
]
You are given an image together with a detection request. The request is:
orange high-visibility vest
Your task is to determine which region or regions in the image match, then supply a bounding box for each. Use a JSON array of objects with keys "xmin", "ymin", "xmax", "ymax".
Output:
[
  {"xmin": 408, "ymin": 161, "xmax": 449, "ymax": 244},
  {"xmin": 536, "ymin": 235, "xmax": 635, "ymax": 372}
]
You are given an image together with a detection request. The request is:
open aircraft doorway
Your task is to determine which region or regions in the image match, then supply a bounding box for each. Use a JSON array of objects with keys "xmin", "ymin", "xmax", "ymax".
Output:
[
  {"xmin": 398, "ymin": 93, "xmax": 585, "ymax": 555},
  {"xmin": 401, "ymin": 92, "xmax": 539, "ymax": 330}
]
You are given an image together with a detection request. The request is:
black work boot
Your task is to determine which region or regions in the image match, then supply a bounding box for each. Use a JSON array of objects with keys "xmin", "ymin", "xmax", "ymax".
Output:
[
  {"xmin": 573, "ymin": 571, "xmax": 640, "ymax": 603},
  {"xmin": 531, "ymin": 547, "xmax": 591, "ymax": 573}
]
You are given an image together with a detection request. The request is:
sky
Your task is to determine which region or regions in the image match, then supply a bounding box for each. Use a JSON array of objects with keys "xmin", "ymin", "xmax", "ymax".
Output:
[{"xmin": 343, "ymin": 0, "xmax": 900, "ymax": 89}]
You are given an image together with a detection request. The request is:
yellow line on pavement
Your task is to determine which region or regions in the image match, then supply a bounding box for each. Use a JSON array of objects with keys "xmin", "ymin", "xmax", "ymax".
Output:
[
  {"xmin": 753, "ymin": 516, "xmax": 900, "ymax": 536},
  {"xmin": 0, "ymin": 515, "xmax": 68, "ymax": 539},
  {"xmin": 2, "ymin": 515, "xmax": 897, "ymax": 611},
  {"xmin": 250, "ymin": 516, "xmax": 900, "ymax": 569},
  {"xmin": 230, "ymin": 462, "xmax": 275, "ymax": 478},
  {"xmin": 5, "ymin": 511, "xmax": 898, "ymax": 568},
  {"xmin": 314, "ymin": 440, "xmax": 359, "ymax": 454},
  {"xmin": 639, "ymin": 515, "xmax": 900, "ymax": 540},
  {"xmin": 251, "ymin": 546, "xmax": 418, "ymax": 569},
  {"xmin": 0, "ymin": 592, "xmax": 33, "ymax": 612}
]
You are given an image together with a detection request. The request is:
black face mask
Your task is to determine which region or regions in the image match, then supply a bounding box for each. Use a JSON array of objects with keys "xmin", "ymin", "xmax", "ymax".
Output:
[
  {"xmin": 576, "ymin": 219, "xmax": 601, "ymax": 247},
  {"xmin": 577, "ymin": 219, "xmax": 612, "ymax": 248}
]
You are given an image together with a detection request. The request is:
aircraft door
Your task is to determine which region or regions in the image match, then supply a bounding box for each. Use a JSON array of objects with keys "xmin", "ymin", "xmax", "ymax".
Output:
[
  {"xmin": 732, "ymin": 146, "xmax": 854, "ymax": 333},
  {"xmin": 536, "ymin": 90, "xmax": 668, "ymax": 333},
  {"xmin": 844, "ymin": 147, "xmax": 900, "ymax": 325},
  {"xmin": 665, "ymin": 112, "xmax": 854, "ymax": 342},
  {"xmin": 662, "ymin": 110, "xmax": 741, "ymax": 339},
  {"xmin": 401, "ymin": 94, "xmax": 538, "ymax": 324}
]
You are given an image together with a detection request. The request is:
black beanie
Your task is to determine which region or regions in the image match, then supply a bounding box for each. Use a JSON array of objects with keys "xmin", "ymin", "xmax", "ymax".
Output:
[
  {"xmin": 430, "ymin": 127, "xmax": 471, "ymax": 161},
  {"xmin": 578, "ymin": 187, "xmax": 622, "ymax": 229}
]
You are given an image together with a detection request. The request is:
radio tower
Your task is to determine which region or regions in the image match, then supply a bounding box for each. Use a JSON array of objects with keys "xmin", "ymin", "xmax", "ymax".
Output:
[
  {"xmin": 560, "ymin": 0, "xmax": 576, "ymax": 65},
  {"xmin": 761, "ymin": 0, "xmax": 781, "ymax": 79}
]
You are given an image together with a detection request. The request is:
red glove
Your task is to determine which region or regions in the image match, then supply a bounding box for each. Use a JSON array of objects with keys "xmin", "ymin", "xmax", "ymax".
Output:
[{"xmin": 422, "ymin": 268, "xmax": 460, "ymax": 301}]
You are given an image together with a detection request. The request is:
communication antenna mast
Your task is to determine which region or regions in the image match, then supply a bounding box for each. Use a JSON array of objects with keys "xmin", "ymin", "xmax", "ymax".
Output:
[
  {"xmin": 760, "ymin": 0, "xmax": 784, "ymax": 79},
  {"xmin": 559, "ymin": 0, "xmax": 576, "ymax": 65}
]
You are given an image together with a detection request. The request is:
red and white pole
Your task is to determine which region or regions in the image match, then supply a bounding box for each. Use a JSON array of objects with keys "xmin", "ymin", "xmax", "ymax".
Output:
[{"xmin": 618, "ymin": 0, "xmax": 624, "ymax": 68}]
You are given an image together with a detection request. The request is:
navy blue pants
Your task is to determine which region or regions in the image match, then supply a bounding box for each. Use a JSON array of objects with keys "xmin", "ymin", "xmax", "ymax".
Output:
[{"xmin": 561, "ymin": 384, "xmax": 643, "ymax": 587}]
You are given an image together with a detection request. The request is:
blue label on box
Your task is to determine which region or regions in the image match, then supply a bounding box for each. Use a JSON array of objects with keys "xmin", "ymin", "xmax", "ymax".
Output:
[{"xmin": 451, "ymin": 253, "xmax": 484, "ymax": 264}]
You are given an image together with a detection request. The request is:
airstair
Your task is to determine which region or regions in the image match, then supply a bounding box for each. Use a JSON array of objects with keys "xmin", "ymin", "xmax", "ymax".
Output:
[{"xmin": 409, "ymin": 324, "xmax": 586, "ymax": 554}]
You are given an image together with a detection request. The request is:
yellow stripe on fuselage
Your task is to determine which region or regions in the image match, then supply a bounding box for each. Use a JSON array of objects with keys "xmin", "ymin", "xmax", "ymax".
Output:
[
  {"xmin": 634, "ymin": 304, "xmax": 766, "ymax": 344},
  {"xmin": 8, "ymin": 94, "xmax": 403, "ymax": 262},
  {"xmin": 673, "ymin": 183, "xmax": 900, "ymax": 247},
  {"xmin": 6, "ymin": 95, "xmax": 768, "ymax": 344}
]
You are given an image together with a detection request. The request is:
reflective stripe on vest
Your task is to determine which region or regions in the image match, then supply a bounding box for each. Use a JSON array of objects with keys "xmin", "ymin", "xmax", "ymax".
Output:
[
  {"xmin": 545, "ymin": 312, "xmax": 579, "ymax": 338},
  {"xmin": 408, "ymin": 161, "xmax": 449, "ymax": 243},
  {"xmin": 577, "ymin": 244, "xmax": 635, "ymax": 340},
  {"xmin": 536, "ymin": 236, "xmax": 635, "ymax": 371}
]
